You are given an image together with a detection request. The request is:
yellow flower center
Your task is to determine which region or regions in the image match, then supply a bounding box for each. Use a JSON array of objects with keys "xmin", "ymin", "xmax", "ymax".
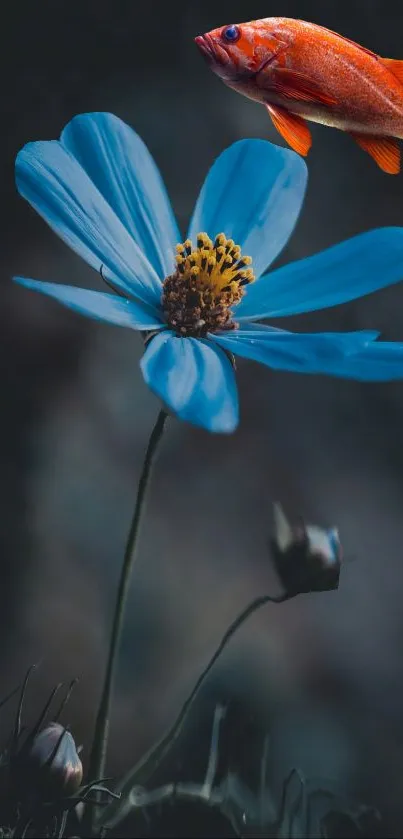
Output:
[{"xmin": 161, "ymin": 232, "xmax": 255, "ymax": 337}]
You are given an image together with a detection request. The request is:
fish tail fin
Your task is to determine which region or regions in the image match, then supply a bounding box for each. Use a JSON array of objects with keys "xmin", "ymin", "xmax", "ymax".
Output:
[{"xmin": 349, "ymin": 132, "xmax": 400, "ymax": 175}]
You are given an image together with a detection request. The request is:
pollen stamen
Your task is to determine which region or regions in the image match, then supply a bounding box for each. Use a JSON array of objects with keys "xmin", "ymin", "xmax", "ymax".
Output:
[
  {"xmin": 237, "ymin": 256, "xmax": 252, "ymax": 269},
  {"xmin": 162, "ymin": 232, "xmax": 255, "ymax": 337},
  {"xmin": 207, "ymin": 256, "xmax": 215, "ymax": 275},
  {"xmin": 214, "ymin": 233, "xmax": 226, "ymax": 249}
]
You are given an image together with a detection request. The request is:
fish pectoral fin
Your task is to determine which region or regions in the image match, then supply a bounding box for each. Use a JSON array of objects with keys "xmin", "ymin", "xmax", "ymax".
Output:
[
  {"xmin": 380, "ymin": 57, "xmax": 403, "ymax": 86},
  {"xmin": 349, "ymin": 132, "xmax": 400, "ymax": 174},
  {"xmin": 266, "ymin": 104, "xmax": 312, "ymax": 156},
  {"xmin": 268, "ymin": 68, "xmax": 337, "ymax": 107}
]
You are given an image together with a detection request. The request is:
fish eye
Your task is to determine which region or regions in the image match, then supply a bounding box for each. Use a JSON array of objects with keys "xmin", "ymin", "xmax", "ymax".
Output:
[{"xmin": 222, "ymin": 24, "xmax": 241, "ymax": 43}]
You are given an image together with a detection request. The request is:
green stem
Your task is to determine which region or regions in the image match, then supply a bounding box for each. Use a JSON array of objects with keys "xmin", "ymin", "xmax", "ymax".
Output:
[
  {"xmin": 86, "ymin": 408, "xmax": 168, "ymax": 827},
  {"xmin": 106, "ymin": 590, "xmax": 289, "ymax": 815}
]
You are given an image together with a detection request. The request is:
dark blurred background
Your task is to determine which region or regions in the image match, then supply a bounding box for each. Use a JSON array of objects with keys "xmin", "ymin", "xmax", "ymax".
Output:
[{"xmin": 2, "ymin": 0, "xmax": 403, "ymax": 835}]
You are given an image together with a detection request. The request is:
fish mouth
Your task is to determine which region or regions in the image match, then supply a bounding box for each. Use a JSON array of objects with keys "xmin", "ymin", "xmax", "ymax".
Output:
[{"xmin": 194, "ymin": 34, "xmax": 215, "ymax": 62}]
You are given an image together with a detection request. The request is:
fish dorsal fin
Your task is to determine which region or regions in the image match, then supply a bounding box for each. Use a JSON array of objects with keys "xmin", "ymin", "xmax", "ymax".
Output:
[
  {"xmin": 312, "ymin": 23, "xmax": 378, "ymax": 58},
  {"xmin": 380, "ymin": 58, "xmax": 403, "ymax": 85},
  {"xmin": 349, "ymin": 132, "xmax": 400, "ymax": 174},
  {"xmin": 266, "ymin": 104, "xmax": 312, "ymax": 157},
  {"xmin": 269, "ymin": 68, "xmax": 338, "ymax": 107}
]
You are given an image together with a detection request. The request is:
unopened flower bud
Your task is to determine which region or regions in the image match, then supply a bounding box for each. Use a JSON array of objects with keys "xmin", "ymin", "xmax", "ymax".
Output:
[
  {"xmin": 270, "ymin": 503, "xmax": 342, "ymax": 598},
  {"xmin": 23, "ymin": 722, "xmax": 83, "ymax": 799}
]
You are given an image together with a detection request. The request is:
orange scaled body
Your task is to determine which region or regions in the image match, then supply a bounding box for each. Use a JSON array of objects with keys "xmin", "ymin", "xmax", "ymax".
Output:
[{"xmin": 195, "ymin": 17, "xmax": 403, "ymax": 174}]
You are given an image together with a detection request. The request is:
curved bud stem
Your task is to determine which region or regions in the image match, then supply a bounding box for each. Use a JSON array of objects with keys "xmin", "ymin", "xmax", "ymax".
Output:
[{"xmin": 99, "ymin": 588, "xmax": 289, "ymax": 831}]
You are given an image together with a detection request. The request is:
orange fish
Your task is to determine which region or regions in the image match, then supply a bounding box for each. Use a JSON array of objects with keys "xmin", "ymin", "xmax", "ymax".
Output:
[{"xmin": 195, "ymin": 17, "xmax": 403, "ymax": 174}]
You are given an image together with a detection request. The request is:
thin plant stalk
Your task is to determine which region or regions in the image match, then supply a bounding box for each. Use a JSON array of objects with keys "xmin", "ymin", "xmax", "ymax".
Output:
[
  {"xmin": 86, "ymin": 408, "xmax": 168, "ymax": 827},
  {"xmin": 111, "ymin": 591, "xmax": 289, "ymax": 800}
]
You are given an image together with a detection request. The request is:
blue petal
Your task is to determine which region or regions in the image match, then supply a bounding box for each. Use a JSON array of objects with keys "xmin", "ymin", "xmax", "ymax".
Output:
[
  {"xmin": 318, "ymin": 340, "xmax": 403, "ymax": 381},
  {"xmin": 61, "ymin": 113, "xmax": 180, "ymax": 279},
  {"xmin": 14, "ymin": 277, "xmax": 164, "ymax": 330},
  {"xmin": 236, "ymin": 228, "xmax": 403, "ymax": 321},
  {"xmin": 212, "ymin": 325, "xmax": 380, "ymax": 373},
  {"xmin": 188, "ymin": 140, "xmax": 307, "ymax": 280},
  {"xmin": 16, "ymin": 140, "xmax": 162, "ymax": 311},
  {"xmin": 140, "ymin": 331, "xmax": 239, "ymax": 433}
]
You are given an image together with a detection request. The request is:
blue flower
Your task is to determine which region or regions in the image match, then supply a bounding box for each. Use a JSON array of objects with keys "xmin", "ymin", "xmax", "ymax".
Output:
[{"xmin": 13, "ymin": 112, "xmax": 403, "ymax": 433}]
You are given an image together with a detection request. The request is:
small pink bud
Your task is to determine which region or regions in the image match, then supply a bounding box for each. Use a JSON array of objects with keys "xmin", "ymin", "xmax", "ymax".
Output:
[{"xmin": 25, "ymin": 722, "xmax": 83, "ymax": 799}]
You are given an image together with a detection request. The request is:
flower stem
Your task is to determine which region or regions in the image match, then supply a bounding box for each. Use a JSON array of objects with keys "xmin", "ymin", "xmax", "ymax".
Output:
[
  {"xmin": 86, "ymin": 408, "xmax": 168, "ymax": 827},
  {"xmin": 106, "ymin": 590, "xmax": 289, "ymax": 812}
]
